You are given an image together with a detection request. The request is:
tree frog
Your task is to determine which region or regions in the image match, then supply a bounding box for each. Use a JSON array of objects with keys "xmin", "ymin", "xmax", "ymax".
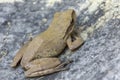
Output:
[{"xmin": 11, "ymin": 9, "xmax": 84, "ymax": 77}]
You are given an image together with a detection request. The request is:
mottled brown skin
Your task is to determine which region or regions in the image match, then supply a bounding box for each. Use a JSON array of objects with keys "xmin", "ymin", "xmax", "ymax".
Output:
[{"xmin": 11, "ymin": 9, "xmax": 84, "ymax": 77}]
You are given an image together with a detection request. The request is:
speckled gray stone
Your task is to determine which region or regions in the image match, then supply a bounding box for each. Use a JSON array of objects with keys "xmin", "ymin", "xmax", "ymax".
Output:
[
  {"xmin": 56, "ymin": 19, "xmax": 120, "ymax": 80},
  {"xmin": 0, "ymin": 0, "xmax": 120, "ymax": 80}
]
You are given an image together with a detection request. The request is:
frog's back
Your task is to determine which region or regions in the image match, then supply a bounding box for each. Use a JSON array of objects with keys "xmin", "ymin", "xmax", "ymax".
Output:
[
  {"xmin": 21, "ymin": 33, "xmax": 66, "ymax": 64},
  {"xmin": 34, "ymin": 32, "xmax": 66, "ymax": 58}
]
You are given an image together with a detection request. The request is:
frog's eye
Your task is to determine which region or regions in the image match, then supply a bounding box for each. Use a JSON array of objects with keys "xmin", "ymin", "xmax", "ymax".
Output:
[{"xmin": 72, "ymin": 10, "xmax": 76, "ymax": 22}]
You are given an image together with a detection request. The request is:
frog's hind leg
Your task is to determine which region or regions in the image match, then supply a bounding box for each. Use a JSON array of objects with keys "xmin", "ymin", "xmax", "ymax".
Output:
[
  {"xmin": 11, "ymin": 41, "xmax": 31, "ymax": 67},
  {"xmin": 67, "ymin": 33, "xmax": 84, "ymax": 51},
  {"xmin": 24, "ymin": 58, "xmax": 71, "ymax": 77}
]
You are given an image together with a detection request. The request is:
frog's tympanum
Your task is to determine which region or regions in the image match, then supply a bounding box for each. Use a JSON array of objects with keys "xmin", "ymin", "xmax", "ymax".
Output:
[{"xmin": 11, "ymin": 9, "xmax": 84, "ymax": 77}]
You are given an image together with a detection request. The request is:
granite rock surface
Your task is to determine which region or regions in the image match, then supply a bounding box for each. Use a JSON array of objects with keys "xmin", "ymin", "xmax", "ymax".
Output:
[{"xmin": 0, "ymin": 0, "xmax": 120, "ymax": 80}]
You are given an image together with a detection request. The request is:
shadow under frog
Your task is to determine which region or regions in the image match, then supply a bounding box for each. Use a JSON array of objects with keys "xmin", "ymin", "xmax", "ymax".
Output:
[{"xmin": 11, "ymin": 9, "xmax": 84, "ymax": 77}]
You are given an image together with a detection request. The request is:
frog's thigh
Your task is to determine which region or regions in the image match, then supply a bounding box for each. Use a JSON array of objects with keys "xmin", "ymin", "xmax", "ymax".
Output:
[
  {"xmin": 67, "ymin": 35, "xmax": 84, "ymax": 50},
  {"xmin": 25, "ymin": 58, "xmax": 61, "ymax": 77},
  {"xmin": 11, "ymin": 41, "xmax": 31, "ymax": 67},
  {"xmin": 24, "ymin": 58, "xmax": 61, "ymax": 70},
  {"xmin": 25, "ymin": 58, "xmax": 69, "ymax": 77}
]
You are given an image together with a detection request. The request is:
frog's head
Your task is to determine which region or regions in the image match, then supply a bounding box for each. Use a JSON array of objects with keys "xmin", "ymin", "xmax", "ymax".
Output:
[
  {"xmin": 48, "ymin": 9, "xmax": 76, "ymax": 40},
  {"xmin": 53, "ymin": 9, "xmax": 76, "ymax": 23},
  {"xmin": 62, "ymin": 9, "xmax": 76, "ymax": 40}
]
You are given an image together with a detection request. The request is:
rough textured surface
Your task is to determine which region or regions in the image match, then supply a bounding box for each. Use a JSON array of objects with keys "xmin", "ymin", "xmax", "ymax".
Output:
[
  {"xmin": 57, "ymin": 19, "xmax": 120, "ymax": 80},
  {"xmin": 0, "ymin": 0, "xmax": 120, "ymax": 80}
]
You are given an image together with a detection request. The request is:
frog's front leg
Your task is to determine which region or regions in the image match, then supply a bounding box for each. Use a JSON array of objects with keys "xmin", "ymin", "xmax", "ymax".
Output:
[
  {"xmin": 24, "ymin": 58, "xmax": 71, "ymax": 77},
  {"xmin": 67, "ymin": 34, "xmax": 84, "ymax": 50}
]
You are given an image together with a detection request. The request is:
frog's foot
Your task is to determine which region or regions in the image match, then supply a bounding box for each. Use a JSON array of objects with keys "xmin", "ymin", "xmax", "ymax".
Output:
[
  {"xmin": 24, "ymin": 58, "xmax": 71, "ymax": 77},
  {"xmin": 11, "ymin": 40, "xmax": 31, "ymax": 67},
  {"xmin": 67, "ymin": 34, "xmax": 84, "ymax": 51}
]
